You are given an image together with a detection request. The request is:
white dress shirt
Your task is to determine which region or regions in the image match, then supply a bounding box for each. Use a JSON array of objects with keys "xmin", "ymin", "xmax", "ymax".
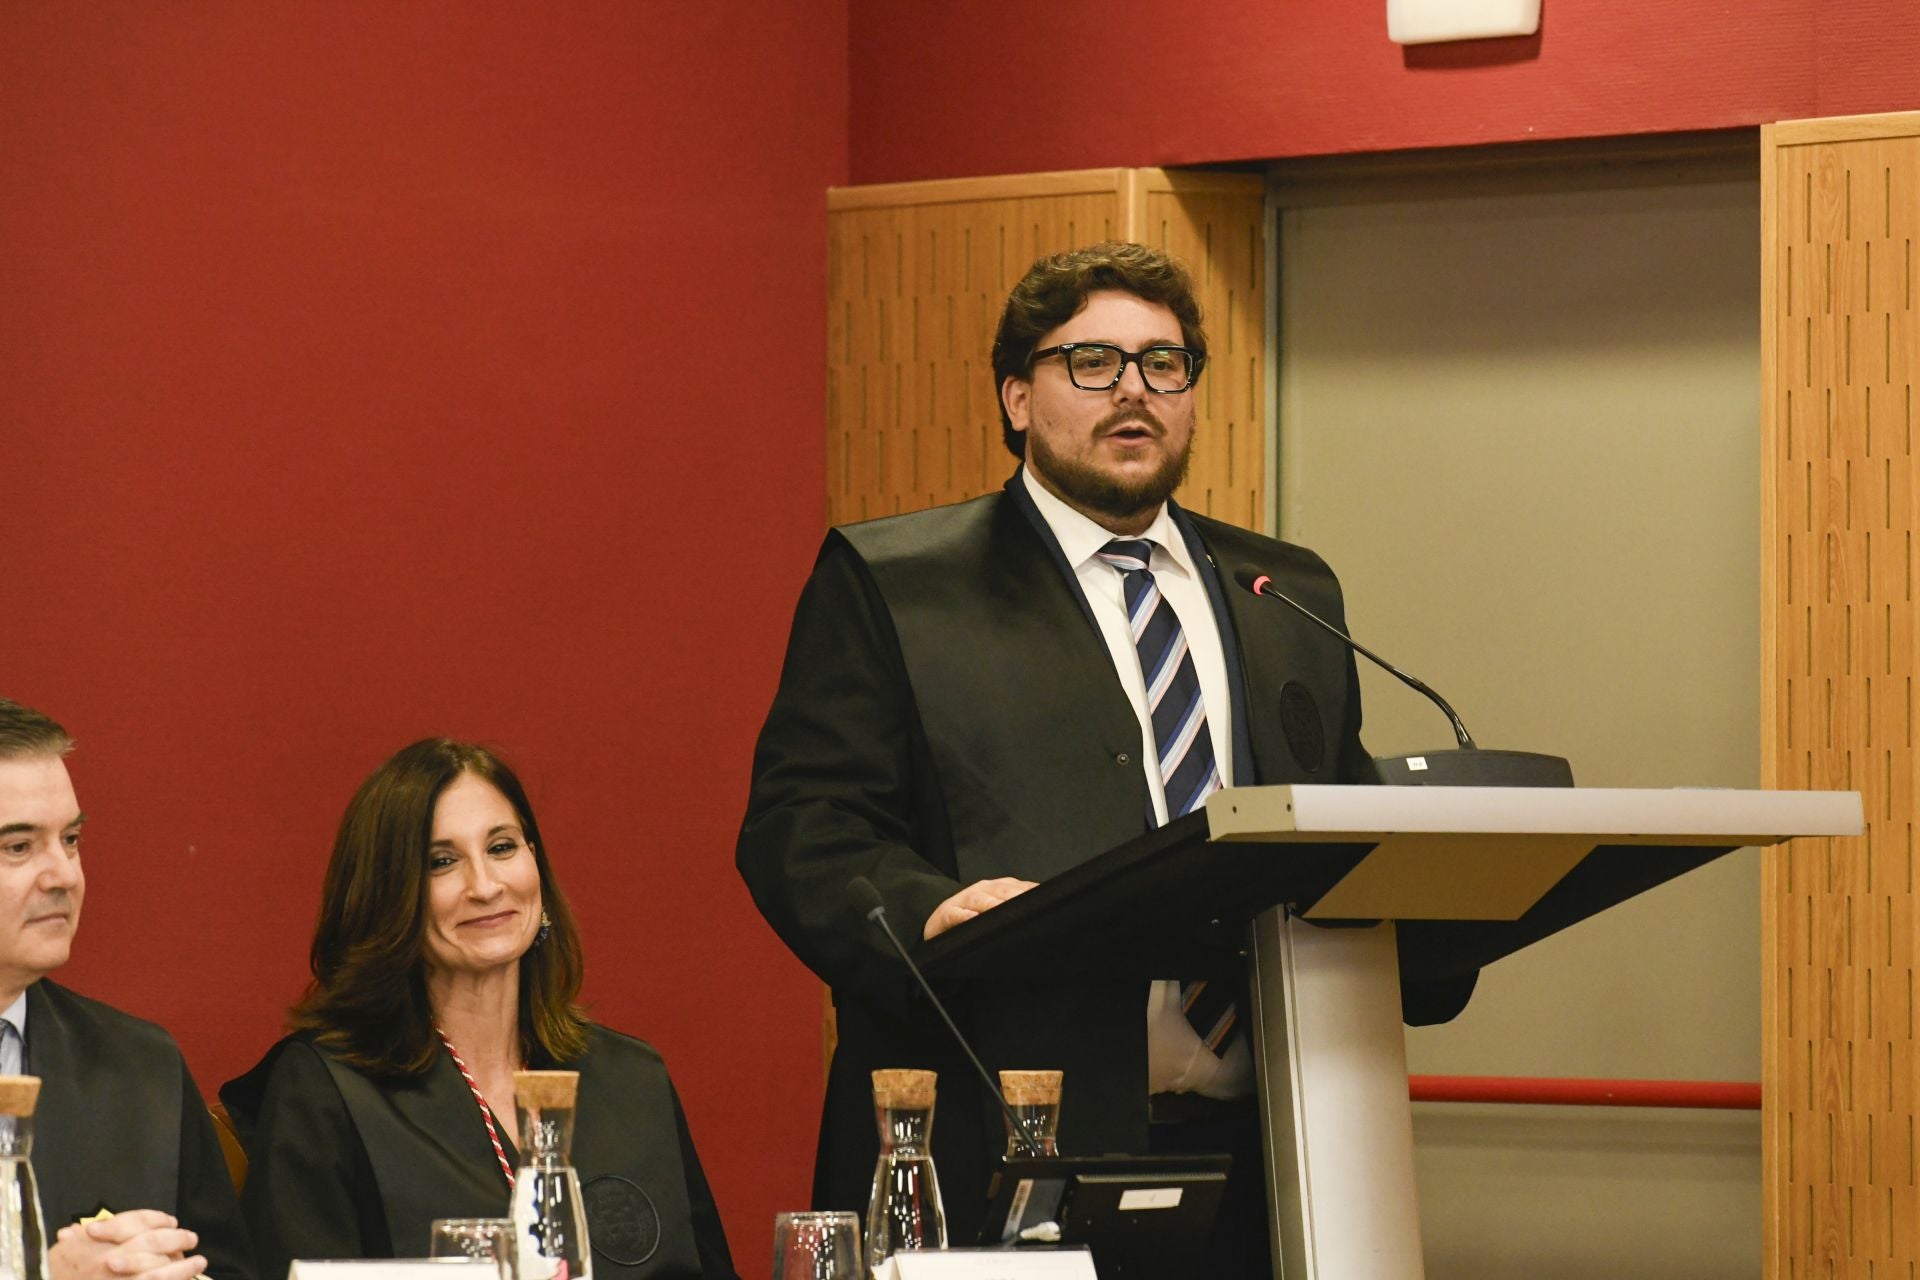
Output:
[{"xmin": 1020, "ymin": 468, "xmax": 1254, "ymax": 1098}]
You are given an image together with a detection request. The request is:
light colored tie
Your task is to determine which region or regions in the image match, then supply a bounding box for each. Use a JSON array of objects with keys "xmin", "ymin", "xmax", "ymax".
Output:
[{"xmin": 0, "ymin": 1021, "xmax": 22, "ymax": 1077}]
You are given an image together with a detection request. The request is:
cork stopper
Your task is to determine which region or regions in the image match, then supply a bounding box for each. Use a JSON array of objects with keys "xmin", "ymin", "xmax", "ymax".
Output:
[
  {"xmin": 871, "ymin": 1069, "xmax": 937, "ymax": 1109},
  {"xmin": 513, "ymin": 1070, "xmax": 579, "ymax": 1110},
  {"xmin": 998, "ymin": 1070, "xmax": 1062, "ymax": 1106},
  {"xmin": 0, "ymin": 1077, "xmax": 39, "ymax": 1117}
]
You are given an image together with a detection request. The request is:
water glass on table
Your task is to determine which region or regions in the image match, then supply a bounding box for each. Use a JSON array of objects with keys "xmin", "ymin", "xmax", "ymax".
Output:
[
  {"xmin": 772, "ymin": 1210, "xmax": 861, "ymax": 1280},
  {"xmin": 429, "ymin": 1217, "xmax": 515, "ymax": 1280}
]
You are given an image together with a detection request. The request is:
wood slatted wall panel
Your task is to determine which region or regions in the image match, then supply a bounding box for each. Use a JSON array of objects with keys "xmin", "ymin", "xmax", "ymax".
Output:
[
  {"xmin": 1139, "ymin": 172, "xmax": 1269, "ymax": 533},
  {"xmin": 825, "ymin": 168, "xmax": 1268, "ymax": 529},
  {"xmin": 1764, "ymin": 111, "xmax": 1920, "ymax": 1280}
]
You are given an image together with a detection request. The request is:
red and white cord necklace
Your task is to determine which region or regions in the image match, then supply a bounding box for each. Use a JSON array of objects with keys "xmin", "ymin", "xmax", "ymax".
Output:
[{"xmin": 437, "ymin": 1026, "xmax": 516, "ymax": 1191}]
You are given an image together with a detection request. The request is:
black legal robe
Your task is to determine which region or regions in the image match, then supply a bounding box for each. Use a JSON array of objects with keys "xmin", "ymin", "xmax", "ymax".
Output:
[
  {"xmin": 738, "ymin": 477, "xmax": 1474, "ymax": 1241},
  {"xmin": 27, "ymin": 980, "xmax": 256, "ymax": 1280},
  {"xmin": 737, "ymin": 477, "xmax": 1482, "ymax": 1243},
  {"xmin": 220, "ymin": 1026, "xmax": 735, "ymax": 1280}
]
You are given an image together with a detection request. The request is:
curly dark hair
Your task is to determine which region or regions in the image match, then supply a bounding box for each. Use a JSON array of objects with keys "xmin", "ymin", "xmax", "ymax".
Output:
[
  {"xmin": 290, "ymin": 738, "xmax": 589, "ymax": 1075},
  {"xmin": 990, "ymin": 241, "xmax": 1209, "ymax": 458}
]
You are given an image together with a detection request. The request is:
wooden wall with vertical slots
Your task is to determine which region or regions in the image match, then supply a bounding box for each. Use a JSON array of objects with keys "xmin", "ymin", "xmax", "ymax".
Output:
[
  {"xmin": 1764, "ymin": 110, "xmax": 1920, "ymax": 1280},
  {"xmin": 825, "ymin": 167, "xmax": 1268, "ymax": 530},
  {"xmin": 1137, "ymin": 171, "xmax": 1269, "ymax": 533}
]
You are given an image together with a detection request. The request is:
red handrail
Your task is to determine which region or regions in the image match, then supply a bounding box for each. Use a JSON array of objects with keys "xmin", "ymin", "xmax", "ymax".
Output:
[{"xmin": 1408, "ymin": 1074, "xmax": 1760, "ymax": 1110}]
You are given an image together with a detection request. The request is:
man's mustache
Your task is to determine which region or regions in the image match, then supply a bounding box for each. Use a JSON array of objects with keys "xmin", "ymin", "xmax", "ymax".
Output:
[{"xmin": 1096, "ymin": 408, "xmax": 1166, "ymax": 436}]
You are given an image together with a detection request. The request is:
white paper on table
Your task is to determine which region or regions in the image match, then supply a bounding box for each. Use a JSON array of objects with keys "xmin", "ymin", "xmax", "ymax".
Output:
[
  {"xmin": 289, "ymin": 1261, "xmax": 496, "ymax": 1280},
  {"xmin": 879, "ymin": 1247, "xmax": 1097, "ymax": 1279}
]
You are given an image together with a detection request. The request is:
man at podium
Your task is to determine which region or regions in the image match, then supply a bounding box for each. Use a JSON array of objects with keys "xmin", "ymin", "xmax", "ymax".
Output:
[{"xmin": 738, "ymin": 242, "xmax": 1470, "ymax": 1278}]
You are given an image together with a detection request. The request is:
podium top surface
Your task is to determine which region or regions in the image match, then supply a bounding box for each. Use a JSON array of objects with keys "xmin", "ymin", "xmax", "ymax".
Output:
[
  {"xmin": 918, "ymin": 784, "xmax": 1864, "ymax": 982},
  {"xmin": 1205, "ymin": 784, "xmax": 1863, "ymax": 844}
]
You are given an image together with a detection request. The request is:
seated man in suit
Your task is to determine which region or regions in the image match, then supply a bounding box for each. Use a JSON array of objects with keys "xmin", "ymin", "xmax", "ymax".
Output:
[
  {"xmin": 738, "ymin": 242, "xmax": 1476, "ymax": 1279},
  {"xmin": 0, "ymin": 698, "xmax": 253, "ymax": 1280}
]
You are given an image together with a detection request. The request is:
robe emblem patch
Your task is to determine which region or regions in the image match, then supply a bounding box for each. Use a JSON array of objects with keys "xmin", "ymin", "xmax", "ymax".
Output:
[
  {"xmin": 583, "ymin": 1175, "xmax": 660, "ymax": 1265},
  {"xmin": 1279, "ymin": 682, "xmax": 1325, "ymax": 773}
]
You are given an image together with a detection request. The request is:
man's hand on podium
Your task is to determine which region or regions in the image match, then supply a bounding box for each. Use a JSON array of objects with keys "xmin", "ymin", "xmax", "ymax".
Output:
[{"xmin": 924, "ymin": 877, "xmax": 1037, "ymax": 939}]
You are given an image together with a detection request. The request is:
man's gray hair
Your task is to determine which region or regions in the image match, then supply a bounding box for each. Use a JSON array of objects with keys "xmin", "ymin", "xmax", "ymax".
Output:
[{"xmin": 0, "ymin": 698, "xmax": 74, "ymax": 760}]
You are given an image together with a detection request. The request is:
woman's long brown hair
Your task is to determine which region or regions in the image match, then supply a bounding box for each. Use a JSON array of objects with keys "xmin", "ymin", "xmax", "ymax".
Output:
[{"xmin": 290, "ymin": 738, "xmax": 589, "ymax": 1075}]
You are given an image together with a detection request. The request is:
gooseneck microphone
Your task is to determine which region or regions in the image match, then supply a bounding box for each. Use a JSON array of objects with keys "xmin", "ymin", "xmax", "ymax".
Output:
[
  {"xmin": 1235, "ymin": 568, "xmax": 1476, "ymax": 750},
  {"xmin": 1232, "ymin": 566, "xmax": 1574, "ymax": 788},
  {"xmin": 850, "ymin": 877, "xmax": 1050, "ymax": 1158}
]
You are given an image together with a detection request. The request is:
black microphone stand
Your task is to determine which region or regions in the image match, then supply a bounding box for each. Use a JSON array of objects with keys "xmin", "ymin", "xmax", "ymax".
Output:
[{"xmin": 856, "ymin": 881, "xmax": 1052, "ymax": 1159}]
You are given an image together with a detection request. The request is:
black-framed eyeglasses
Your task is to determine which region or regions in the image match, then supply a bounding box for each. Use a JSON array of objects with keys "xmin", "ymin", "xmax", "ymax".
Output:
[{"xmin": 1030, "ymin": 342, "xmax": 1202, "ymax": 393}]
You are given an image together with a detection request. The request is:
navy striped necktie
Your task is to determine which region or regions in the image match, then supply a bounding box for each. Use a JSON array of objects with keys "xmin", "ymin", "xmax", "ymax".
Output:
[
  {"xmin": 1097, "ymin": 539, "xmax": 1221, "ymax": 818},
  {"xmin": 1098, "ymin": 538, "xmax": 1238, "ymax": 1056}
]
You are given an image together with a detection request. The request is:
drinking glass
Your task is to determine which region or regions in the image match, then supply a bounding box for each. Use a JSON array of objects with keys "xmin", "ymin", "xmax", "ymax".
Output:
[
  {"xmin": 429, "ymin": 1217, "xmax": 515, "ymax": 1280},
  {"xmin": 771, "ymin": 1210, "xmax": 861, "ymax": 1280}
]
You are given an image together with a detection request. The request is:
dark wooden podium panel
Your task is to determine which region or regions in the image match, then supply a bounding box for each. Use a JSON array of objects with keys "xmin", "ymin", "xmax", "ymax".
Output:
[{"xmin": 914, "ymin": 809, "xmax": 1739, "ymax": 984}]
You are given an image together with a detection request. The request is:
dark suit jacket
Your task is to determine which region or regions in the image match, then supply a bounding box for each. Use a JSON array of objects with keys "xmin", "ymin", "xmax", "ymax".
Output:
[
  {"xmin": 220, "ymin": 1027, "xmax": 736, "ymax": 1280},
  {"xmin": 738, "ymin": 476, "xmax": 1471, "ymax": 1240},
  {"xmin": 27, "ymin": 980, "xmax": 255, "ymax": 1280}
]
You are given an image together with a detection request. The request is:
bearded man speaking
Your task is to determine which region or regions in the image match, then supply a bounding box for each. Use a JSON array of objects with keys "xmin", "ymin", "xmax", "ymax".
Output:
[{"xmin": 738, "ymin": 243, "xmax": 1470, "ymax": 1279}]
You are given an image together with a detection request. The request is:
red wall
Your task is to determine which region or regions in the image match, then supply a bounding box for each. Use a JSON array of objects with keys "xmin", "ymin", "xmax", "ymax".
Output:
[
  {"xmin": 7, "ymin": 2, "xmax": 1918, "ymax": 1274},
  {"xmin": 848, "ymin": 0, "xmax": 1920, "ymax": 182},
  {"xmin": 0, "ymin": 4, "xmax": 844, "ymax": 1274}
]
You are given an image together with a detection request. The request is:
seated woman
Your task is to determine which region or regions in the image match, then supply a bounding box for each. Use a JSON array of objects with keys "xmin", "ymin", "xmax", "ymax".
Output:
[{"xmin": 221, "ymin": 739, "xmax": 736, "ymax": 1280}]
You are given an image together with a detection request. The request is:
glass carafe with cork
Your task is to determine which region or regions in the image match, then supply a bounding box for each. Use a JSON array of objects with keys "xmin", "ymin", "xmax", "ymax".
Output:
[
  {"xmin": 511, "ymin": 1069, "xmax": 592, "ymax": 1280},
  {"xmin": 0, "ymin": 1076, "xmax": 48, "ymax": 1280},
  {"xmin": 865, "ymin": 1068, "xmax": 946, "ymax": 1272},
  {"xmin": 997, "ymin": 1070, "xmax": 1061, "ymax": 1157}
]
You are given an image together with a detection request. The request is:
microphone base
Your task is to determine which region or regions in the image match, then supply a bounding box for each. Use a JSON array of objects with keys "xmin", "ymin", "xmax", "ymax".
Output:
[{"xmin": 1374, "ymin": 749, "xmax": 1574, "ymax": 788}]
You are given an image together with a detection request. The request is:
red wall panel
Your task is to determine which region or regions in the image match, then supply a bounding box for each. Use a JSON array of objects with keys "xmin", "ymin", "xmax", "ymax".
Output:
[
  {"xmin": 0, "ymin": 4, "xmax": 845, "ymax": 1272},
  {"xmin": 9, "ymin": 1, "xmax": 1915, "ymax": 1273},
  {"xmin": 848, "ymin": 0, "xmax": 1920, "ymax": 182}
]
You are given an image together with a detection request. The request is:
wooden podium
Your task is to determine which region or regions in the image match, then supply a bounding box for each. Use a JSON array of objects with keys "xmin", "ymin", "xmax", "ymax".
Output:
[{"xmin": 918, "ymin": 784, "xmax": 1863, "ymax": 1279}]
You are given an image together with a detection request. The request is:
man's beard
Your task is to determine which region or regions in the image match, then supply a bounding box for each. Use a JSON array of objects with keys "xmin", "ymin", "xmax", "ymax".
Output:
[{"xmin": 1027, "ymin": 408, "xmax": 1193, "ymax": 525}]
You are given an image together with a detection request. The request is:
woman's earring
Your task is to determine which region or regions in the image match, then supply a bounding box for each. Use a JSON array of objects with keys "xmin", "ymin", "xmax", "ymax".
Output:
[{"xmin": 537, "ymin": 911, "xmax": 552, "ymax": 944}]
